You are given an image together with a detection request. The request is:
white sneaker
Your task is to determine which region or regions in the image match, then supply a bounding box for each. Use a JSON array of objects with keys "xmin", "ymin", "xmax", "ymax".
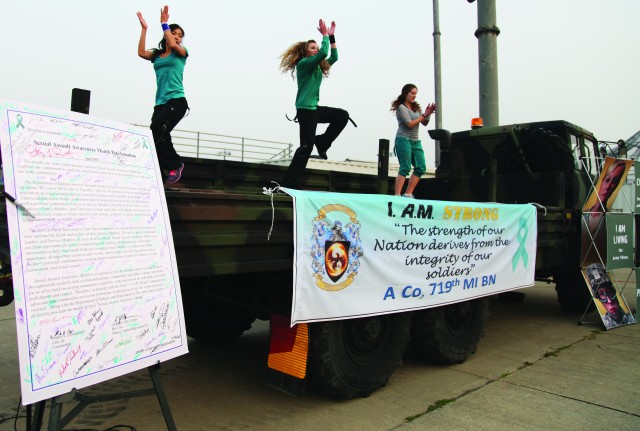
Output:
[{"xmin": 402, "ymin": 193, "xmax": 414, "ymax": 198}]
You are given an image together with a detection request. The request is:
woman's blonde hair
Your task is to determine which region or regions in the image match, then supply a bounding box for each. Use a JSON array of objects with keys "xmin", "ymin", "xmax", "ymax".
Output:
[{"xmin": 279, "ymin": 40, "xmax": 331, "ymax": 78}]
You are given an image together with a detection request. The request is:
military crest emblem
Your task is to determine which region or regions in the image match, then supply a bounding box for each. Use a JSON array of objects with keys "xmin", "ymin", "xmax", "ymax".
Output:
[{"xmin": 310, "ymin": 204, "xmax": 363, "ymax": 291}]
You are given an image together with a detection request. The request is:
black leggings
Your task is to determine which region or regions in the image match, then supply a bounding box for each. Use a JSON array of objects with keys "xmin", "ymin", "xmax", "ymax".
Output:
[
  {"xmin": 150, "ymin": 97, "xmax": 189, "ymax": 171},
  {"xmin": 283, "ymin": 106, "xmax": 349, "ymax": 188}
]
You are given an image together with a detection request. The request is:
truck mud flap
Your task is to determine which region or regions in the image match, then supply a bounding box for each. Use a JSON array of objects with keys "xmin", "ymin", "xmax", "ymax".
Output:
[{"xmin": 264, "ymin": 314, "xmax": 308, "ymax": 396}]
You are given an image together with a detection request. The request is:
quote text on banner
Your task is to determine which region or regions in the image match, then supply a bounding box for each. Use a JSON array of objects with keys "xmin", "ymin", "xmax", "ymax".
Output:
[{"xmin": 282, "ymin": 189, "xmax": 537, "ymax": 325}]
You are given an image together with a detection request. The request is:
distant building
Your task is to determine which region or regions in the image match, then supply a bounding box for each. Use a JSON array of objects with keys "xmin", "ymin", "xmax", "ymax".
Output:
[{"xmin": 620, "ymin": 130, "xmax": 640, "ymax": 160}]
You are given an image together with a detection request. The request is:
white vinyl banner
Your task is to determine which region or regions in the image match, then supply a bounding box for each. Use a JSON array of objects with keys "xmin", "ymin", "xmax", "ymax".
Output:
[{"xmin": 281, "ymin": 189, "xmax": 537, "ymax": 325}]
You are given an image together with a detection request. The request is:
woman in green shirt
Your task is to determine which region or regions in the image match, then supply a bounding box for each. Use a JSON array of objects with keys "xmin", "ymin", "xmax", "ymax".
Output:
[
  {"xmin": 137, "ymin": 5, "xmax": 189, "ymax": 183},
  {"xmin": 280, "ymin": 19, "xmax": 350, "ymax": 189}
]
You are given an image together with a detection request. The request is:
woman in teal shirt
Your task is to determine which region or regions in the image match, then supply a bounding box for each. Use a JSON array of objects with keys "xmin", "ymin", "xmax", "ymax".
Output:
[
  {"xmin": 137, "ymin": 5, "xmax": 189, "ymax": 183},
  {"xmin": 280, "ymin": 19, "xmax": 350, "ymax": 189}
]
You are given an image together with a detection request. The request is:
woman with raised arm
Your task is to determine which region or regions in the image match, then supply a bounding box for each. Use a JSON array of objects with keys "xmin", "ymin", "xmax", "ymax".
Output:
[
  {"xmin": 137, "ymin": 5, "xmax": 189, "ymax": 183},
  {"xmin": 390, "ymin": 84, "xmax": 436, "ymax": 198},
  {"xmin": 280, "ymin": 19, "xmax": 350, "ymax": 189}
]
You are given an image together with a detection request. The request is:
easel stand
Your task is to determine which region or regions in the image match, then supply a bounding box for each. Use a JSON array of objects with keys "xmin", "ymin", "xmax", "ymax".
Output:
[
  {"xmin": 30, "ymin": 363, "xmax": 176, "ymax": 431},
  {"xmin": 578, "ymin": 300, "xmax": 601, "ymax": 327}
]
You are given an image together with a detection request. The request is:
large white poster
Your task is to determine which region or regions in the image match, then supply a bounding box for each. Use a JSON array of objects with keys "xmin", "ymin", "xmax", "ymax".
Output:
[
  {"xmin": 0, "ymin": 100, "xmax": 188, "ymax": 404},
  {"xmin": 282, "ymin": 188, "xmax": 537, "ymax": 325}
]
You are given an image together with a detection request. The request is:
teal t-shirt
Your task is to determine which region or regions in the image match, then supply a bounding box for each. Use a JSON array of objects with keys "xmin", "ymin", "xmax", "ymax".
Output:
[
  {"xmin": 152, "ymin": 48, "xmax": 188, "ymax": 106},
  {"xmin": 295, "ymin": 37, "xmax": 338, "ymax": 110}
]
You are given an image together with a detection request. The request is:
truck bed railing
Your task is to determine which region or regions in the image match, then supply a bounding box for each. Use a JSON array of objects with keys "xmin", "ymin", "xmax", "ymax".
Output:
[{"xmin": 132, "ymin": 125, "xmax": 294, "ymax": 163}]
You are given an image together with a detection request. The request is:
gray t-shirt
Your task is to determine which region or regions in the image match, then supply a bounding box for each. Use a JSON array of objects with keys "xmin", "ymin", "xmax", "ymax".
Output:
[{"xmin": 396, "ymin": 104, "xmax": 422, "ymax": 140}]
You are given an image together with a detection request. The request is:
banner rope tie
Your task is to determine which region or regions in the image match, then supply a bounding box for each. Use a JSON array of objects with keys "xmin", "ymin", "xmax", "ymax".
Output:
[
  {"xmin": 262, "ymin": 181, "xmax": 282, "ymax": 241},
  {"xmin": 528, "ymin": 202, "xmax": 547, "ymax": 216}
]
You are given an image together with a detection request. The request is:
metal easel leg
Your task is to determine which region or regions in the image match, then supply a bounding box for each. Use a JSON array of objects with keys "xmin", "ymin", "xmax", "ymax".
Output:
[
  {"xmin": 46, "ymin": 397, "xmax": 65, "ymax": 431},
  {"xmin": 148, "ymin": 363, "xmax": 177, "ymax": 431},
  {"xmin": 30, "ymin": 365, "xmax": 176, "ymax": 431},
  {"xmin": 30, "ymin": 400, "xmax": 46, "ymax": 431}
]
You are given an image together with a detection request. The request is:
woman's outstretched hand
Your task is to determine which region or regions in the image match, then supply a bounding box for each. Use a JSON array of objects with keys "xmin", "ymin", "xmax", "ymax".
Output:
[
  {"xmin": 328, "ymin": 21, "xmax": 336, "ymax": 36},
  {"xmin": 317, "ymin": 19, "xmax": 328, "ymax": 36},
  {"xmin": 160, "ymin": 5, "xmax": 170, "ymax": 23},
  {"xmin": 137, "ymin": 12, "xmax": 148, "ymax": 29}
]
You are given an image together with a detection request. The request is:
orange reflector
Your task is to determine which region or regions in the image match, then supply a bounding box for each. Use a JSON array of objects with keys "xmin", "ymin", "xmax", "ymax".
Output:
[
  {"xmin": 471, "ymin": 117, "xmax": 484, "ymax": 128},
  {"xmin": 267, "ymin": 314, "xmax": 308, "ymax": 379}
]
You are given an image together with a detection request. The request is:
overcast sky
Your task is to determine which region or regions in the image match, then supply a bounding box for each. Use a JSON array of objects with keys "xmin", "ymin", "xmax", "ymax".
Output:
[{"xmin": 2, "ymin": 1, "xmax": 637, "ymax": 168}]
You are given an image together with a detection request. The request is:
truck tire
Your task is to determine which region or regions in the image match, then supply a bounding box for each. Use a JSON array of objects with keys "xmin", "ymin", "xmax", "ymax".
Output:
[
  {"xmin": 308, "ymin": 312, "xmax": 411, "ymax": 399},
  {"xmin": 410, "ymin": 298, "xmax": 489, "ymax": 364},
  {"xmin": 554, "ymin": 269, "xmax": 594, "ymax": 313},
  {"xmin": 0, "ymin": 283, "xmax": 13, "ymax": 307},
  {"xmin": 182, "ymin": 289, "xmax": 255, "ymax": 343},
  {"xmin": 0, "ymin": 270, "xmax": 12, "ymax": 307}
]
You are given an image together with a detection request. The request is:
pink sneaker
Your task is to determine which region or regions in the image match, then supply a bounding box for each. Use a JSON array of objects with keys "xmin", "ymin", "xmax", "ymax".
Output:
[{"xmin": 167, "ymin": 162, "xmax": 184, "ymax": 183}]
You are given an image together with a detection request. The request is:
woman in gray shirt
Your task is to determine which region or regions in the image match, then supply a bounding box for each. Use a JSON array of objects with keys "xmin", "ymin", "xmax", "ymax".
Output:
[{"xmin": 390, "ymin": 84, "xmax": 436, "ymax": 197}]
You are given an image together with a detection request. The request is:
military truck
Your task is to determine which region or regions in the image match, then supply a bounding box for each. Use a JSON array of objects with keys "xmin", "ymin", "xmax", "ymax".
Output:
[
  {"xmin": 0, "ymin": 119, "xmax": 601, "ymax": 399},
  {"xmin": 422, "ymin": 120, "xmax": 600, "ymax": 313}
]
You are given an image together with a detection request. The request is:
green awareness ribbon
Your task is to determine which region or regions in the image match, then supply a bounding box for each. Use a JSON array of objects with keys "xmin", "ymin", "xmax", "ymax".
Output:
[
  {"xmin": 16, "ymin": 114, "xmax": 25, "ymax": 129},
  {"xmin": 512, "ymin": 216, "xmax": 529, "ymax": 270}
]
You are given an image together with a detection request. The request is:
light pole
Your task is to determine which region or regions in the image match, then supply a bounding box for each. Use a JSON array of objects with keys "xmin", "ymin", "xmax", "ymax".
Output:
[
  {"xmin": 431, "ymin": 0, "xmax": 500, "ymax": 164},
  {"xmin": 469, "ymin": 0, "xmax": 500, "ymax": 127},
  {"xmin": 432, "ymin": 0, "xmax": 443, "ymax": 166}
]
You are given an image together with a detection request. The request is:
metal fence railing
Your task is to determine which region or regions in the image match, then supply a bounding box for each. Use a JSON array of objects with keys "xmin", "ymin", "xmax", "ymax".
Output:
[{"xmin": 133, "ymin": 125, "xmax": 294, "ymax": 163}]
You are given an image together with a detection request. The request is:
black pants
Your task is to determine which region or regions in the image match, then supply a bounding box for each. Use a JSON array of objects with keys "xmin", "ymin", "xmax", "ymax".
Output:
[
  {"xmin": 150, "ymin": 97, "xmax": 188, "ymax": 171},
  {"xmin": 283, "ymin": 106, "xmax": 349, "ymax": 188}
]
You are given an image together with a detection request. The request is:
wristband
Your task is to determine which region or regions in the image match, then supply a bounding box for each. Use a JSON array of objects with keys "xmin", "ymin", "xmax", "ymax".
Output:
[
  {"xmin": 161, "ymin": 22, "xmax": 171, "ymax": 32},
  {"xmin": 329, "ymin": 35, "xmax": 336, "ymax": 44}
]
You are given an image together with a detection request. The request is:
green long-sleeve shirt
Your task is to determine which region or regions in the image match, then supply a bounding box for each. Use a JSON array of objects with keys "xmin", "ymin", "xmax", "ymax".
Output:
[{"xmin": 295, "ymin": 36, "xmax": 338, "ymax": 110}]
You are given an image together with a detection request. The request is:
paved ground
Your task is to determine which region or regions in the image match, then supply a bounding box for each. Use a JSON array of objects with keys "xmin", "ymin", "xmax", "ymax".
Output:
[{"xmin": 0, "ymin": 273, "xmax": 638, "ymax": 431}]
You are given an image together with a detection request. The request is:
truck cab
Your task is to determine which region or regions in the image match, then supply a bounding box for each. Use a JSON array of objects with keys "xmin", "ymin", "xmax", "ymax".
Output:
[{"xmin": 422, "ymin": 120, "xmax": 602, "ymax": 311}]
